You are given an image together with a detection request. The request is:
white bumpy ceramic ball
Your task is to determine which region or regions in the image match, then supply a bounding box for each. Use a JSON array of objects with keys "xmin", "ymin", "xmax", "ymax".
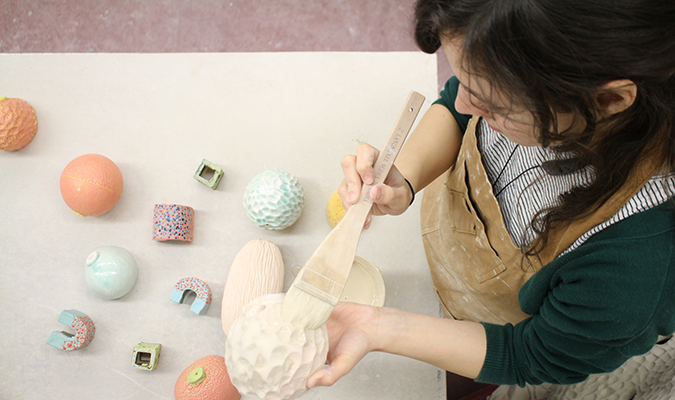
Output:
[
  {"xmin": 243, "ymin": 169, "xmax": 305, "ymax": 230},
  {"xmin": 225, "ymin": 293, "xmax": 328, "ymax": 400}
]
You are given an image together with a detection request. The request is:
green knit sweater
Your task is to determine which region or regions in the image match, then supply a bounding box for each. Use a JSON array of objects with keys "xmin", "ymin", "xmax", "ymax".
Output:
[{"xmin": 436, "ymin": 77, "xmax": 675, "ymax": 386}]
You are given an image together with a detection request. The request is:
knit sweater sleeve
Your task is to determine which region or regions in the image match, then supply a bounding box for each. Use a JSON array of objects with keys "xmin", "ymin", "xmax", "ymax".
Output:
[
  {"xmin": 476, "ymin": 203, "xmax": 675, "ymax": 386},
  {"xmin": 433, "ymin": 76, "xmax": 472, "ymax": 133}
]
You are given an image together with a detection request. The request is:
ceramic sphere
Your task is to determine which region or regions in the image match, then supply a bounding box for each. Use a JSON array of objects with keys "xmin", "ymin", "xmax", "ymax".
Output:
[
  {"xmin": 325, "ymin": 190, "xmax": 346, "ymax": 228},
  {"xmin": 85, "ymin": 246, "xmax": 138, "ymax": 300},
  {"xmin": 243, "ymin": 169, "xmax": 304, "ymax": 230},
  {"xmin": 175, "ymin": 355, "xmax": 240, "ymax": 400},
  {"xmin": 0, "ymin": 97, "xmax": 38, "ymax": 151},
  {"xmin": 225, "ymin": 293, "xmax": 328, "ymax": 400},
  {"xmin": 60, "ymin": 154, "xmax": 124, "ymax": 216}
]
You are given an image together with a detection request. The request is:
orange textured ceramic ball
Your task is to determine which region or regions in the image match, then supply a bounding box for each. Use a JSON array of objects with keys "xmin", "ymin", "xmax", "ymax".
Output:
[
  {"xmin": 175, "ymin": 355, "xmax": 240, "ymax": 400},
  {"xmin": 60, "ymin": 154, "xmax": 124, "ymax": 216},
  {"xmin": 0, "ymin": 97, "xmax": 38, "ymax": 151}
]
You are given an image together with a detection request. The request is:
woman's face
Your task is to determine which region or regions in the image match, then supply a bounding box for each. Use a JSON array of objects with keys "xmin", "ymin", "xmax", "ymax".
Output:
[{"xmin": 442, "ymin": 37, "xmax": 577, "ymax": 146}]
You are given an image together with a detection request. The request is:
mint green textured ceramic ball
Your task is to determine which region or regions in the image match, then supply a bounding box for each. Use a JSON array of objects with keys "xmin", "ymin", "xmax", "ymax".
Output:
[{"xmin": 243, "ymin": 169, "xmax": 305, "ymax": 230}]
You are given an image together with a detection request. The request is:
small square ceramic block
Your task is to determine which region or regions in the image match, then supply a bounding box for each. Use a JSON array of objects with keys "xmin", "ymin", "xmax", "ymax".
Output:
[
  {"xmin": 132, "ymin": 342, "xmax": 162, "ymax": 371},
  {"xmin": 153, "ymin": 204, "xmax": 194, "ymax": 242},
  {"xmin": 47, "ymin": 309, "xmax": 96, "ymax": 351},
  {"xmin": 194, "ymin": 159, "xmax": 224, "ymax": 189}
]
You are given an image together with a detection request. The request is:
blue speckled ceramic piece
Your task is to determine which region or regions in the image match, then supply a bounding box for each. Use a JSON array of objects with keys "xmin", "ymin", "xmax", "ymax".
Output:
[
  {"xmin": 169, "ymin": 277, "xmax": 212, "ymax": 316},
  {"xmin": 85, "ymin": 246, "xmax": 138, "ymax": 300},
  {"xmin": 243, "ymin": 169, "xmax": 305, "ymax": 230},
  {"xmin": 47, "ymin": 309, "xmax": 96, "ymax": 351}
]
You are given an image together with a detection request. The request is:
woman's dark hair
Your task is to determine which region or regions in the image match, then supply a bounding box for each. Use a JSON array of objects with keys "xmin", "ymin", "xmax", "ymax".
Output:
[{"xmin": 414, "ymin": 0, "xmax": 675, "ymax": 256}]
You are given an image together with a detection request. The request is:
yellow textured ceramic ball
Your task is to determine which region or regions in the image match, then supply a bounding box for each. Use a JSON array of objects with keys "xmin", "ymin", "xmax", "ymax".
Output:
[
  {"xmin": 326, "ymin": 190, "xmax": 346, "ymax": 228},
  {"xmin": 0, "ymin": 97, "xmax": 38, "ymax": 151}
]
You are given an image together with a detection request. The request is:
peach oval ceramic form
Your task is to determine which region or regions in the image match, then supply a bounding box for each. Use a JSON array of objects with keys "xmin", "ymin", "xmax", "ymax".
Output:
[
  {"xmin": 221, "ymin": 239, "xmax": 284, "ymax": 335},
  {"xmin": 60, "ymin": 154, "xmax": 123, "ymax": 216},
  {"xmin": 0, "ymin": 97, "xmax": 38, "ymax": 151},
  {"xmin": 174, "ymin": 355, "xmax": 240, "ymax": 400}
]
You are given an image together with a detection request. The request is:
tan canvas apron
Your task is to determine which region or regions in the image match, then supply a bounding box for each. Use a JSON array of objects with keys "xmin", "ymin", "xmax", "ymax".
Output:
[{"xmin": 420, "ymin": 116, "xmax": 660, "ymax": 325}]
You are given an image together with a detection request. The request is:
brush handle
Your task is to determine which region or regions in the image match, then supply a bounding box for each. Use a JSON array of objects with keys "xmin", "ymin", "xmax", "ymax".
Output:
[
  {"xmin": 359, "ymin": 92, "xmax": 426, "ymax": 205},
  {"xmin": 296, "ymin": 91, "xmax": 425, "ymax": 306}
]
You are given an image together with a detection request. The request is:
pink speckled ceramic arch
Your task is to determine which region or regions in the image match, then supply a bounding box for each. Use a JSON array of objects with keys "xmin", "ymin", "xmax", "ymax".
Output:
[{"xmin": 170, "ymin": 277, "xmax": 212, "ymax": 315}]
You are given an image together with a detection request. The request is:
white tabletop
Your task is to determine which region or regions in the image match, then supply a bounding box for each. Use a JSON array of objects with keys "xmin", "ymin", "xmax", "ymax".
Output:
[{"xmin": 0, "ymin": 52, "xmax": 444, "ymax": 399}]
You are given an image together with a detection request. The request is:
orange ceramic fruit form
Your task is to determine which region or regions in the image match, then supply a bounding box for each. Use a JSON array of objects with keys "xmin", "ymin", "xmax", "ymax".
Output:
[
  {"xmin": 175, "ymin": 355, "xmax": 240, "ymax": 400},
  {"xmin": 0, "ymin": 97, "xmax": 38, "ymax": 151},
  {"xmin": 326, "ymin": 190, "xmax": 347, "ymax": 228},
  {"xmin": 60, "ymin": 154, "xmax": 124, "ymax": 216}
]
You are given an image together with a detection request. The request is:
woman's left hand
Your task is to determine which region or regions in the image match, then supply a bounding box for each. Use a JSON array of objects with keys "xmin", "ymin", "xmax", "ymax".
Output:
[
  {"xmin": 307, "ymin": 301, "xmax": 488, "ymax": 388},
  {"xmin": 306, "ymin": 302, "xmax": 380, "ymax": 388}
]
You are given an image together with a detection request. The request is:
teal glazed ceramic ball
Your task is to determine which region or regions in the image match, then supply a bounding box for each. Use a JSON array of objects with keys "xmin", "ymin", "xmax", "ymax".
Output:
[
  {"xmin": 243, "ymin": 169, "xmax": 305, "ymax": 230},
  {"xmin": 85, "ymin": 246, "xmax": 138, "ymax": 300}
]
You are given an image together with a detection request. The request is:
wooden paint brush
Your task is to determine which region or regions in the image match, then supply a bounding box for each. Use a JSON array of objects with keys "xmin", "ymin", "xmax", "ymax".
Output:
[{"xmin": 282, "ymin": 91, "xmax": 425, "ymax": 329}]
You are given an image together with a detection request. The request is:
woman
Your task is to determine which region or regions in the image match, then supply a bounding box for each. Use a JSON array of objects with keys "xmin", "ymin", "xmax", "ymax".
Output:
[{"xmin": 307, "ymin": 0, "xmax": 675, "ymax": 390}]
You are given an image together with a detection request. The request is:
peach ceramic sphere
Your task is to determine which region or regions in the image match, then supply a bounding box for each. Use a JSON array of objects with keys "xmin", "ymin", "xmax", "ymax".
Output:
[
  {"xmin": 60, "ymin": 154, "xmax": 124, "ymax": 216},
  {"xmin": 174, "ymin": 355, "xmax": 240, "ymax": 400},
  {"xmin": 0, "ymin": 97, "xmax": 38, "ymax": 151}
]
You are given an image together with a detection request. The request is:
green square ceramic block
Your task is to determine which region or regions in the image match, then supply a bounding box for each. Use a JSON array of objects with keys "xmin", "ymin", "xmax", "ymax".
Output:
[
  {"xmin": 132, "ymin": 342, "xmax": 162, "ymax": 371},
  {"xmin": 194, "ymin": 159, "xmax": 224, "ymax": 189}
]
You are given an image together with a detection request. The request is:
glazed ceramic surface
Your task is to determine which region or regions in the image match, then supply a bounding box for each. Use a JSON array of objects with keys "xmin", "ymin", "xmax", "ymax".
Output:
[
  {"xmin": 85, "ymin": 246, "xmax": 138, "ymax": 300},
  {"xmin": 225, "ymin": 294, "xmax": 328, "ymax": 400},
  {"xmin": 0, "ymin": 97, "xmax": 38, "ymax": 151},
  {"xmin": 243, "ymin": 169, "xmax": 305, "ymax": 230},
  {"xmin": 221, "ymin": 239, "xmax": 284, "ymax": 335},
  {"xmin": 174, "ymin": 355, "xmax": 240, "ymax": 400}
]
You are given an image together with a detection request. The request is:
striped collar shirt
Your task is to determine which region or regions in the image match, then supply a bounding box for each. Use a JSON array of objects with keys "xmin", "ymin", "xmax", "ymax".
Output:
[{"xmin": 476, "ymin": 118, "xmax": 675, "ymax": 255}]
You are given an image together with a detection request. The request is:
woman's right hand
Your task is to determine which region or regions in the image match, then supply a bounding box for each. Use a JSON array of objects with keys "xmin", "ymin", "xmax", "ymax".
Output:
[{"xmin": 338, "ymin": 143, "xmax": 414, "ymax": 229}]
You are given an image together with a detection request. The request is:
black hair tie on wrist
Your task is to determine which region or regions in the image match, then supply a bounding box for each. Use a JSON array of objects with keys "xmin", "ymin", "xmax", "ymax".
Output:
[{"xmin": 404, "ymin": 178, "xmax": 415, "ymax": 206}]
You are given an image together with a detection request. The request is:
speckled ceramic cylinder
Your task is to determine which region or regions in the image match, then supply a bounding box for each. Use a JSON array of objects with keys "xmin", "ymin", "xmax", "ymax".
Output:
[
  {"xmin": 153, "ymin": 204, "xmax": 194, "ymax": 242},
  {"xmin": 85, "ymin": 246, "xmax": 138, "ymax": 300},
  {"xmin": 243, "ymin": 169, "xmax": 305, "ymax": 230}
]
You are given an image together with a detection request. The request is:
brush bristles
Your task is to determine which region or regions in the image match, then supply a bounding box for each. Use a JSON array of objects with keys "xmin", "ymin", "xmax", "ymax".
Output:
[{"xmin": 282, "ymin": 286, "xmax": 335, "ymax": 330}]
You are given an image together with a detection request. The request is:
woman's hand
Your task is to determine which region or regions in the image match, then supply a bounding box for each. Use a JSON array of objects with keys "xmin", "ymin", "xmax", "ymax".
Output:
[
  {"xmin": 306, "ymin": 302, "xmax": 380, "ymax": 388},
  {"xmin": 338, "ymin": 143, "xmax": 414, "ymax": 229},
  {"xmin": 307, "ymin": 303, "xmax": 488, "ymax": 388}
]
